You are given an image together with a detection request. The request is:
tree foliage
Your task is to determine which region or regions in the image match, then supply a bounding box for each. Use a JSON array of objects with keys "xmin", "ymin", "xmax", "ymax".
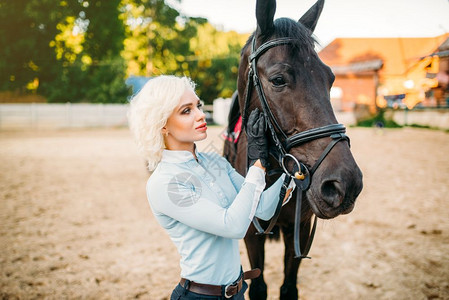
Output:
[
  {"xmin": 0, "ymin": 0, "xmax": 130, "ymax": 103},
  {"xmin": 0, "ymin": 0, "xmax": 72, "ymax": 92},
  {"xmin": 186, "ymin": 24, "xmax": 248, "ymax": 102},
  {"xmin": 121, "ymin": 0, "xmax": 206, "ymax": 76},
  {"xmin": 0, "ymin": 0, "xmax": 250, "ymax": 104},
  {"xmin": 122, "ymin": 1, "xmax": 249, "ymax": 103}
]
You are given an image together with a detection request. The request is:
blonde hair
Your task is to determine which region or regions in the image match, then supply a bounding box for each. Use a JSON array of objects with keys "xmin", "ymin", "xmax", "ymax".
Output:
[{"xmin": 127, "ymin": 75, "xmax": 196, "ymax": 171}]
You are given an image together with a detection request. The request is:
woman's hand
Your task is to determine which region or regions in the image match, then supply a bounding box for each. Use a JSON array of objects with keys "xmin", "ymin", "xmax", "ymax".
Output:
[
  {"xmin": 252, "ymin": 159, "xmax": 266, "ymax": 172},
  {"xmin": 246, "ymin": 108, "xmax": 269, "ymax": 169},
  {"xmin": 282, "ymin": 179, "xmax": 296, "ymax": 206}
]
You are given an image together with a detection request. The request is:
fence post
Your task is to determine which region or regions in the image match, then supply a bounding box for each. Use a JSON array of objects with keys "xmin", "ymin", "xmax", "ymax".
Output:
[
  {"xmin": 30, "ymin": 103, "xmax": 34, "ymax": 128},
  {"xmin": 404, "ymin": 107, "xmax": 408, "ymax": 126},
  {"xmin": 99, "ymin": 103, "xmax": 105, "ymax": 126},
  {"xmin": 66, "ymin": 102, "xmax": 72, "ymax": 128}
]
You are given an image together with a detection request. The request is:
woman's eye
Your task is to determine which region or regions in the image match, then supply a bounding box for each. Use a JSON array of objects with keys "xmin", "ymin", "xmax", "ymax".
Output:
[
  {"xmin": 182, "ymin": 108, "xmax": 191, "ymax": 114},
  {"xmin": 271, "ymin": 76, "xmax": 286, "ymax": 86},
  {"xmin": 197, "ymin": 103, "xmax": 203, "ymax": 110}
]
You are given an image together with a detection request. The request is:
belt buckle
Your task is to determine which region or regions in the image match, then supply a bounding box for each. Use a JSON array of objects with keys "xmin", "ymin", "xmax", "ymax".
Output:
[{"xmin": 224, "ymin": 283, "xmax": 236, "ymax": 298}]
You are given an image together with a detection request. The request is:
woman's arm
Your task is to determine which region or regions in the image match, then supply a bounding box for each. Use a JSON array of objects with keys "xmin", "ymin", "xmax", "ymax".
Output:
[
  {"xmin": 225, "ymin": 157, "xmax": 293, "ymax": 221},
  {"xmin": 254, "ymin": 174, "xmax": 291, "ymax": 220},
  {"xmin": 147, "ymin": 165, "xmax": 266, "ymax": 239}
]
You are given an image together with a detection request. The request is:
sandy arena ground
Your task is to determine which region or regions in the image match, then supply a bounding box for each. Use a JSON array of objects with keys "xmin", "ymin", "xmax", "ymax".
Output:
[{"xmin": 1, "ymin": 126, "xmax": 448, "ymax": 300}]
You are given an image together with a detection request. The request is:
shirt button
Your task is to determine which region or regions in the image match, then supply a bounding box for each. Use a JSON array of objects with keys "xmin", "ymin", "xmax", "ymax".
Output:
[{"xmin": 210, "ymin": 182, "xmax": 214, "ymax": 187}]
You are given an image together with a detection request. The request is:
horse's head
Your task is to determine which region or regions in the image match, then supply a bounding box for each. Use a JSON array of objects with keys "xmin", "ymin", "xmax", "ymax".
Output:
[{"xmin": 238, "ymin": 0, "xmax": 363, "ymax": 219}]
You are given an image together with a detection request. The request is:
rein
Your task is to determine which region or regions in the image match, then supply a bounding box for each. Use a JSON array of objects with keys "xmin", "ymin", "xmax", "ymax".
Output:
[{"xmin": 242, "ymin": 36, "xmax": 350, "ymax": 259}]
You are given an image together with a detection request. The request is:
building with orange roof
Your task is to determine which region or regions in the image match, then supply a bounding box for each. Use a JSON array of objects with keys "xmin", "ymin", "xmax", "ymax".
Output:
[{"xmin": 318, "ymin": 34, "xmax": 449, "ymax": 112}]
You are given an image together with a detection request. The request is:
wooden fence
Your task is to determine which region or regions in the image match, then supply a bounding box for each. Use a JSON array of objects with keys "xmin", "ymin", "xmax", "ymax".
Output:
[{"xmin": 1, "ymin": 103, "xmax": 447, "ymax": 130}]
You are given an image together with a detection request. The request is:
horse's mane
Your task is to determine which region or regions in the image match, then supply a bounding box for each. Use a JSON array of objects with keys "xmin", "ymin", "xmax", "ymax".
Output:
[{"xmin": 242, "ymin": 17, "xmax": 318, "ymax": 58}]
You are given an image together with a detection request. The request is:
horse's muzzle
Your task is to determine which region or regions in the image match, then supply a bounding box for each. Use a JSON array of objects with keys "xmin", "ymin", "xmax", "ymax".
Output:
[{"xmin": 308, "ymin": 166, "xmax": 363, "ymax": 219}]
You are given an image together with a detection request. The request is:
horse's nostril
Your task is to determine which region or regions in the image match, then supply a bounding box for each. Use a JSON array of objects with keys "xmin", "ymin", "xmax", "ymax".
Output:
[{"xmin": 321, "ymin": 180, "xmax": 344, "ymax": 208}]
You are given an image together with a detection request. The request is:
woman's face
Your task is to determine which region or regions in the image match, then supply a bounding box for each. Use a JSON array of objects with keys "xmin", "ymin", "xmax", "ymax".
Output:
[{"xmin": 163, "ymin": 88, "xmax": 207, "ymax": 151}]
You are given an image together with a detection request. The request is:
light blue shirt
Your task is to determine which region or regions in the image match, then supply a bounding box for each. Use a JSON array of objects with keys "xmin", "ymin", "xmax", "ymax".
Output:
[{"xmin": 146, "ymin": 148, "xmax": 285, "ymax": 285}]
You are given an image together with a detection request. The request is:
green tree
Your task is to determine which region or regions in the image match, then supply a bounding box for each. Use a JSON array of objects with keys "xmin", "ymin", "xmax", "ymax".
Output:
[
  {"xmin": 186, "ymin": 23, "xmax": 249, "ymax": 103},
  {"xmin": 0, "ymin": 0, "xmax": 130, "ymax": 103},
  {"xmin": 0, "ymin": 0, "xmax": 248, "ymax": 104},
  {"xmin": 122, "ymin": 0, "xmax": 206, "ymax": 76},
  {"xmin": 80, "ymin": 0, "xmax": 130, "ymax": 103},
  {"xmin": 38, "ymin": 13, "xmax": 88, "ymax": 102},
  {"xmin": 121, "ymin": 1, "xmax": 248, "ymax": 103},
  {"xmin": 0, "ymin": 0, "xmax": 76, "ymax": 93}
]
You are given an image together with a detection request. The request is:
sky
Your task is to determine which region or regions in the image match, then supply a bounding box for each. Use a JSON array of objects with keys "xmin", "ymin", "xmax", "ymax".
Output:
[{"xmin": 167, "ymin": 0, "xmax": 449, "ymax": 47}]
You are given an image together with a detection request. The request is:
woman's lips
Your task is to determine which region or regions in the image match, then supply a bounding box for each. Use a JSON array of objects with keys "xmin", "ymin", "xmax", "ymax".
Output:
[{"xmin": 196, "ymin": 122, "xmax": 207, "ymax": 131}]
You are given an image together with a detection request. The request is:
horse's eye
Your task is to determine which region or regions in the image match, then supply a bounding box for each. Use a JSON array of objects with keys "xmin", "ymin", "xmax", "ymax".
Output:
[{"xmin": 270, "ymin": 76, "xmax": 286, "ymax": 86}]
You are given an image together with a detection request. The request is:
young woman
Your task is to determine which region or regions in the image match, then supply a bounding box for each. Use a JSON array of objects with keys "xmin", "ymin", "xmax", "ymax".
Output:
[{"xmin": 128, "ymin": 75, "xmax": 293, "ymax": 299}]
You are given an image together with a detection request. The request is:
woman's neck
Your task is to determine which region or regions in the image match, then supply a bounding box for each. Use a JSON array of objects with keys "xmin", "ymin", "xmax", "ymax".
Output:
[{"xmin": 165, "ymin": 142, "xmax": 197, "ymax": 160}]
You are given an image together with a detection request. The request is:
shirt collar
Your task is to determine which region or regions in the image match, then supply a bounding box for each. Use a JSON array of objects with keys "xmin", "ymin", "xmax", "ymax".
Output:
[{"xmin": 161, "ymin": 145, "xmax": 199, "ymax": 163}]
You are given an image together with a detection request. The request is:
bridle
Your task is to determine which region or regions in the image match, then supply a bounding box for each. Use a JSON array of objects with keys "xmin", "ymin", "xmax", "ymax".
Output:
[{"xmin": 241, "ymin": 36, "xmax": 350, "ymax": 259}]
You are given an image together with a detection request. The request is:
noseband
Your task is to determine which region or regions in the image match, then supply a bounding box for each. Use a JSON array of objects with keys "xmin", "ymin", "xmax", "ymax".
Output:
[{"xmin": 242, "ymin": 36, "xmax": 350, "ymax": 259}]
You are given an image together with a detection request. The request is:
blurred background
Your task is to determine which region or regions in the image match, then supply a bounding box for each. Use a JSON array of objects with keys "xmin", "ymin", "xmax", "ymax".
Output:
[
  {"xmin": 0, "ymin": 0, "xmax": 448, "ymax": 129},
  {"xmin": 1, "ymin": 0, "xmax": 449, "ymax": 299},
  {"xmin": 0, "ymin": 0, "xmax": 247, "ymax": 105}
]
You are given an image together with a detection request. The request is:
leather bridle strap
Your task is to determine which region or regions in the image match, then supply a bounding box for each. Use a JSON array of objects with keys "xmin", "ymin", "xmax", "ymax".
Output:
[
  {"xmin": 310, "ymin": 132, "xmax": 349, "ymax": 175},
  {"xmin": 294, "ymin": 191, "xmax": 318, "ymax": 259},
  {"xmin": 249, "ymin": 38, "xmax": 295, "ymax": 149},
  {"xmin": 251, "ymin": 131, "xmax": 348, "ymax": 253},
  {"xmin": 242, "ymin": 36, "xmax": 351, "ymax": 258},
  {"xmin": 284, "ymin": 124, "xmax": 347, "ymax": 152},
  {"xmin": 249, "ymin": 37, "xmax": 296, "ymax": 62},
  {"xmin": 252, "ymin": 175, "xmax": 292, "ymax": 235},
  {"xmin": 241, "ymin": 38, "xmax": 296, "ymax": 152}
]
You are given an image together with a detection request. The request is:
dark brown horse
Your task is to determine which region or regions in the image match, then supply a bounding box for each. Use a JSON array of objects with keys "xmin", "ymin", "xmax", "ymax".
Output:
[{"xmin": 223, "ymin": 0, "xmax": 363, "ymax": 299}]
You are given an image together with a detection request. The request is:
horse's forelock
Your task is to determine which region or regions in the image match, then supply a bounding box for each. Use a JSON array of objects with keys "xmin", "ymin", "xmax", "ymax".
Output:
[
  {"xmin": 273, "ymin": 18, "xmax": 316, "ymax": 56},
  {"xmin": 241, "ymin": 18, "xmax": 317, "ymax": 58}
]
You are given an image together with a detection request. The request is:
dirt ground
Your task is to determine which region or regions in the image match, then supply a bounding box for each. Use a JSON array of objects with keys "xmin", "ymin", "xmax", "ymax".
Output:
[{"xmin": 1, "ymin": 126, "xmax": 448, "ymax": 300}]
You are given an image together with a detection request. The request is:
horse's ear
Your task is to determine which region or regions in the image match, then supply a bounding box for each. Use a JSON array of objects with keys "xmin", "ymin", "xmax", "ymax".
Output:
[
  {"xmin": 298, "ymin": 0, "xmax": 324, "ymax": 33},
  {"xmin": 256, "ymin": 0, "xmax": 276, "ymax": 35}
]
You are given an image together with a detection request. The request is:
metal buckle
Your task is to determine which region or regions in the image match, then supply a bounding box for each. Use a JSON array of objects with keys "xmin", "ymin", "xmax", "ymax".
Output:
[
  {"xmin": 281, "ymin": 153, "xmax": 301, "ymax": 178},
  {"xmin": 224, "ymin": 283, "xmax": 236, "ymax": 298}
]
